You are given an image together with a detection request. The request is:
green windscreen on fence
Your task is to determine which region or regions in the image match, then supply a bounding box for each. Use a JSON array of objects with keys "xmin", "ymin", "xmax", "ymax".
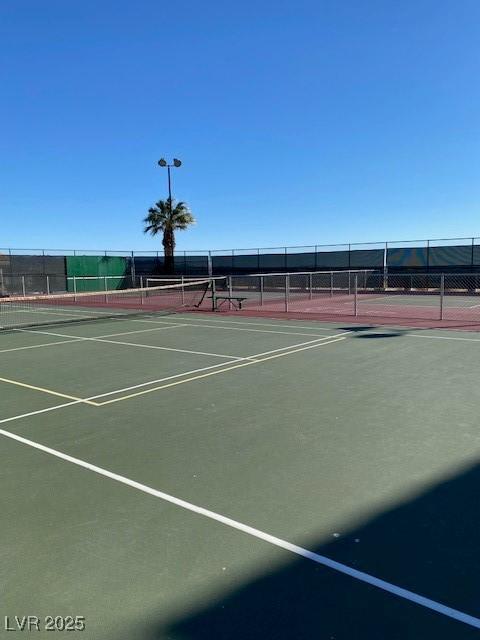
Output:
[{"xmin": 66, "ymin": 256, "xmax": 131, "ymax": 292}]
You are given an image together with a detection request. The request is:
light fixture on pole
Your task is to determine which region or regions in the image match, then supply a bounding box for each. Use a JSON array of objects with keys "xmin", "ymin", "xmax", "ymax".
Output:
[{"xmin": 157, "ymin": 158, "xmax": 182, "ymax": 209}]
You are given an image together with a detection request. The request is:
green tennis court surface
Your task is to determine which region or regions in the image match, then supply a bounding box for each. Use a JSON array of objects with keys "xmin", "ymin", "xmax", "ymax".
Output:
[{"xmin": 1, "ymin": 312, "xmax": 480, "ymax": 639}]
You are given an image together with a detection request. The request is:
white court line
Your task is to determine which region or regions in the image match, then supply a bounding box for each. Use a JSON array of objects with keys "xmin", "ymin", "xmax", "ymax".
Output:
[
  {"xmin": 2, "ymin": 323, "xmax": 186, "ymax": 355},
  {"xmin": 131, "ymin": 317, "xmax": 336, "ymax": 337},
  {"xmin": 91, "ymin": 323, "xmax": 188, "ymax": 338},
  {"xmin": 0, "ymin": 377, "xmax": 96, "ymax": 405},
  {"xmin": 0, "ymin": 427, "xmax": 478, "ymax": 630},
  {"xmin": 0, "ymin": 400, "xmax": 83, "ymax": 425},
  {"xmin": 244, "ymin": 333, "xmax": 351, "ymax": 359},
  {"xmin": 88, "ymin": 335, "xmax": 343, "ymax": 403},
  {"xmin": 0, "ymin": 335, "xmax": 347, "ymax": 419},
  {"xmin": 407, "ymin": 334, "xmax": 480, "ymax": 343},
  {"xmin": 95, "ymin": 336, "xmax": 348, "ymax": 405},
  {"xmin": 86, "ymin": 360, "xmax": 258, "ymax": 402},
  {"xmin": 16, "ymin": 328, "xmax": 247, "ymax": 361},
  {"xmin": 139, "ymin": 315, "xmax": 337, "ymax": 333},
  {"xmin": 0, "ymin": 337, "xmax": 84, "ymax": 354}
]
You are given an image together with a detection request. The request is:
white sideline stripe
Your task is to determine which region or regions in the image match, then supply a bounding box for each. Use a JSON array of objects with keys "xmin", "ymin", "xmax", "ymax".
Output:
[
  {"xmin": 16, "ymin": 328, "xmax": 246, "ymax": 361},
  {"xmin": 94, "ymin": 336, "xmax": 348, "ymax": 405},
  {"xmin": 407, "ymin": 334, "xmax": 480, "ymax": 343},
  {"xmin": 0, "ymin": 335, "xmax": 347, "ymax": 419},
  {"xmin": 87, "ymin": 360, "xmax": 253, "ymax": 401},
  {"xmin": 3, "ymin": 323, "xmax": 188, "ymax": 355},
  {"xmin": 0, "ymin": 401, "xmax": 82, "ymax": 425},
  {"xmin": 0, "ymin": 338, "xmax": 84, "ymax": 354},
  {"xmin": 244, "ymin": 333, "xmax": 349, "ymax": 359},
  {"xmin": 0, "ymin": 377, "xmax": 95, "ymax": 405},
  {"xmin": 178, "ymin": 316, "xmax": 336, "ymax": 331},
  {"xmin": 135, "ymin": 316, "xmax": 336, "ymax": 337},
  {"xmin": 0, "ymin": 429, "xmax": 478, "ymax": 630},
  {"xmin": 87, "ymin": 335, "xmax": 345, "ymax": 401},
  {"xmin": 92, "ymin": 324, "xmax": 188, "ymax": 338}
]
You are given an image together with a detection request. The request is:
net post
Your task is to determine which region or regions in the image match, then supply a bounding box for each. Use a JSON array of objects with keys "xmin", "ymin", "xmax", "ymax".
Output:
[
  {"xmin": 22, "ymin": 276, "xmax": 26, "ymax": 297},
  {"xmin": 181, "ymin": 276, "xmax": 185, "ymax": 305},
  {"xmin": 353, "ymin": 274, "xmax": 358, "ymax": 316},
  {"xmin": 260, "ymin": 275, "xmax": 264, "ymax": 306},
  {"xmin": 73, "ymin": 276, "xmax": 77, "ymax": 301},
  {"xmin": 285, "ymin": 274, "xmax": 289, "ymax": 312},
  {"xmin": 440, "ymin": 273, "xmax": 445, "ymax": 320},
  {"xmin": 46, "ymin": 275, "xmax": 50, "ymax": 295},
  {"xmin": 309, "ymin": 272, "xmax": 313, "ymax": 300},
  {"xmin": 330, "ymin": 272, "xmax": 333, "ymax": 297},
  {"xmin": 211, "ymin": 277, "xmax": 217, "ymax": 311},
  {"xmin": 104, "ymin": 276, "xmax": 108, "ymax": 303},
  {"xmin": 229, "ymin": 276, "xmax": 233, "ymax": 310},
  {"xmin": 140, "ymin": 275, "xmax": 144, "ymax": 289}
]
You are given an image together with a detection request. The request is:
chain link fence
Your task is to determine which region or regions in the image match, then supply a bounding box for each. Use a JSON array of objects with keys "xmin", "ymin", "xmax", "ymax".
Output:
[{"xmin": 221, "ymin": 272, "xmax": 480, "ymax": 324}]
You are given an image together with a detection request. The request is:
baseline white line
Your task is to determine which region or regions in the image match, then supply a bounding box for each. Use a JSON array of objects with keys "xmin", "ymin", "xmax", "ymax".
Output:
[{"xmin": 0, "ymin": 428, "xmax": 478, "ymax": 630}]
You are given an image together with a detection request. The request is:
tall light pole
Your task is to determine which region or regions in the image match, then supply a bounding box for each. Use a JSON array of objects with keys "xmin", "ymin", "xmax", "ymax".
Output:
[
  {"xmin": 157, "ymin": 158, "xmax": 182, "ymax": 274},
  {"xmin": 157, "ymin": 158, "xmax": 182, "ymax": 213}
]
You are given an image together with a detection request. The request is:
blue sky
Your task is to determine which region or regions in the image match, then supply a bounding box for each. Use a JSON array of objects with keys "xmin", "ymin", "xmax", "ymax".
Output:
[{"xmin": 1, "ymin": 0, "xmax": 479, "ymax": 252}]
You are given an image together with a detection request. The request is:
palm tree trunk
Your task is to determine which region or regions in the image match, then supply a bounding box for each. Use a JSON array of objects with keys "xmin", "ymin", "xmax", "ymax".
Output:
[{"xmin": 163, "ymin": 229, "xmax": 175, "ymax": 274}]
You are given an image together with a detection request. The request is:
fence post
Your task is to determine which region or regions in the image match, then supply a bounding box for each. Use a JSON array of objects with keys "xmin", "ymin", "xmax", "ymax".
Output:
[
  {"xmin": 73, "ymin": 276, "xmax": 77, "ymax": 302},
  {"xmin": 285, "ymin": 274, "xmax": 289, "ymax": 312},
  {"xmin": 22, "ymin": 276, "xmax": 26, "ymax": 297},
  {"xmin": 208, "ymin": 251, "xmax": 213, "ymax": 277},
  {"xmin": 309, "ymin": 272, "xmax": 313, "ymax": 299},
  {"xmin": 440, "ymin": 273, "xmax": 445, "ymax": 320},
  {"xmin": 228, "ymin": 276, "xmax": 233, "ymax": 310},
  {"xmin": 354, "ymin": 274, "xmax": 358, "ymax": 316},
  {"xmin": 330, "ymin": 272, "xmax": 334, "ymax": 297},
  {"xmin": 46, "ymin": 275, "xmax": 50, "ymax": 295},
  {"xmin": 104, "ymin": 276, "xmax": 108, "ymax": 302},
  {"xmin": 181, "ymin": 275, "xmax": 185, "ymax": 305},
  {"xmin": 260, "ymin": 275, "xmax": 264, "ymax": 306}
]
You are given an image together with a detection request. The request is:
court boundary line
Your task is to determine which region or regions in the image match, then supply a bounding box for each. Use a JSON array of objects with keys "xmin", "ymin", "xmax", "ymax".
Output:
[
  {"xmin": 0, "ymin": 337, "xmax": 85, "ymax": 354},
  {"xmin": 0, "ymin": 426, "xmax": 478, "ymax": 630},
  {"xmin": 93, "ymin": 335, "xmax": 348, "ymax": 405},
  {"xmin": 132, "ymin": 317, "xmax": 337, "ymax": 337},
  {"xmin": 2, "ymin": 322, "xmax": 188, "ymax": 355},
  {"xmin": 17, "ymin": 328, "xmax": 250, "ymax": 361},
  {"xmin": 0, "ymin": 335, "xmax": 348, "ymax": 420},
  {"xmin": 82, "ymin": 335, "xmax": 341, "ymax": 404},
  {"xmin": 0, "ymin": 377, "xmax": 96, "ymax": 405}
]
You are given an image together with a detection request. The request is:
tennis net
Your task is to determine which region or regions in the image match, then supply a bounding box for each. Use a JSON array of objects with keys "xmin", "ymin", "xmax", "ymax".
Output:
[{"xmin": 0, "ymin": 279, "xmax": 216, "ymax": 330}]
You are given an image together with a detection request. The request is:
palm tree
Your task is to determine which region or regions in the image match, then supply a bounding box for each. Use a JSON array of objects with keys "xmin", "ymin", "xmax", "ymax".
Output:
[{"xmin": 143, "ymin": 198, "xmax": 195, "ymax": 273}]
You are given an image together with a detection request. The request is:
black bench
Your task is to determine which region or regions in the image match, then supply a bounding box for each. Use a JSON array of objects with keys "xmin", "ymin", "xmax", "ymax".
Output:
[{"xmin": 212, "ymin": 295, "xmax": 248, "ymax": 311}]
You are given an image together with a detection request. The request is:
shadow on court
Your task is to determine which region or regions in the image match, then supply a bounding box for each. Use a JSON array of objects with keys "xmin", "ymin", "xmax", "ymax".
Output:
[
  {"xmin": 338, "ymin": 325, "xmax": 406, "ymax": 339},
  {"xmin": 137, "ymin": 462, "xmax": 480, "ymax": 640}
]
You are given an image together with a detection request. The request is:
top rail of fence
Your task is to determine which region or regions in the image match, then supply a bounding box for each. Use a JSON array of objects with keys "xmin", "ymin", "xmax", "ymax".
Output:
[{"xmin": 2, "ymin": 236, "xmax": 480, "ymax": 257}]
